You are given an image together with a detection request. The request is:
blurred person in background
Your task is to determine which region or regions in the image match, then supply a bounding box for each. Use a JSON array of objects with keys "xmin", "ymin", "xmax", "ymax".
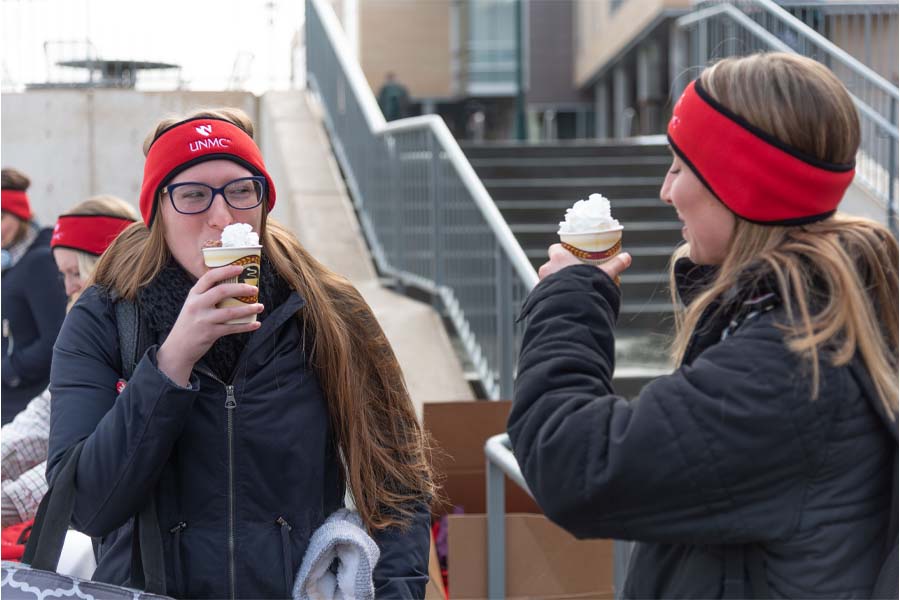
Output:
[
  {"xmin": 47, "ymin": 108, "xmax": 433, "ymax": 599},
  {"xmin": 509, "ymin": 52, "xmax": 897, "ymax": 598},
  {"xmin": 377, "ymin": 71, "xmax": 410, "ymax": 121},
  {"xmin": 1, "ymin": 168, "xmax": 68, "ymax": 424},
  {"xmin": 2, "ymin": 194, "xmax": 136, "ymax": 578}
]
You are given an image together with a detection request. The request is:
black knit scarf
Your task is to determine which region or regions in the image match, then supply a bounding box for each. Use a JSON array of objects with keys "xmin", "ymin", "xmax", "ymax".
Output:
[{"xmin": 138, "ymin": 254, "xmax": 292, "ymax": 382}]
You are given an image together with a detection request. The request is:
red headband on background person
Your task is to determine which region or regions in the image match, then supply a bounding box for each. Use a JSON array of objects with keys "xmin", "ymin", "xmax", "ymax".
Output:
[
  {"xmin": 1, "ymin": 190, "xmax": 33, "ymax": 221},
  {"xmin": 51, "ymin": 214, "xmax": 136, "ymax": 256},
  {"xmin": 139, "ymin": 117, "xmax": 277, "ymax": 226},
  {"xmin": 667, "ymin": 79, "xmax": 855, "ymax": 225}
]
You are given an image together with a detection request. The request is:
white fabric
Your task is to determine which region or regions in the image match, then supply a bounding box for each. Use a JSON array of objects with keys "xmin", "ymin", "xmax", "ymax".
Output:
[
  {"xmin": 56, "ymin": 529, "xmax": 97, "ymax": 580},
  {"xmin": 292, "ymin": 509, "xmax": 379, "ymax": 600}
]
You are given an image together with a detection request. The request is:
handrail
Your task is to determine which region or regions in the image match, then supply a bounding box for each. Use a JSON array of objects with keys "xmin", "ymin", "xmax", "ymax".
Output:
[
  {"xmin": 306, "ymin": 0, "xmax": 538, "ymax": 398},
  {"xmin": 676, "ymin": 1, "xmax": 899, "ymax": 232},
  {"xmin": 681, "ymin": 4, "xmax": 899, "ymax": 139},
  {"xmin": 313, "ymin": 0, "xmax": 385, "ymax": 133},
  {"xmin": 485, "ymin": 433, "xmax": 632, "ymax": 599},
  {"xmin": 698, "ymin": 0, "xmax": 899, "ymax": 100},
  {"xmin": 311, "ymin": 0, "xmax": 536, "ymax": 289}
]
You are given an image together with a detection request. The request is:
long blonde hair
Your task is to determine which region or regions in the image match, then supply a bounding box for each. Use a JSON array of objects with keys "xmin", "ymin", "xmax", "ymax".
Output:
[
  {"xmin": 90, "ymin": 108, "xmax": 435, "ymax": 531},
  {"xmin": 669, "ymin": 53, "xmax": 898, "ymax": 418}
]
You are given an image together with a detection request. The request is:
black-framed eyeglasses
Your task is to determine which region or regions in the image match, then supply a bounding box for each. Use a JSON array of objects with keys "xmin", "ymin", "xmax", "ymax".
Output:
[{"xmin": 164, "ymin": 176, "xmax": 266, "ymax": 215}]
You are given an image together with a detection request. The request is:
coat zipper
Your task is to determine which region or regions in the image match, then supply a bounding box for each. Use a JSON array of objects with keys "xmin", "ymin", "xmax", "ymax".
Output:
[
  {"xmin": 225, "ymin": 383, "xmax": 237, "ymax": 600},
  {"xmin": 276, "ymin": 516, "xmax": 293, "ymax": 595},
  {"xmin": 196, "ymin": 365, "xmax": 239, "ymax": 600},
  {"xmin": 168, "ymin": 521, "xmax": 187, "ymax": 597},
  {"xmin": 3, "ymin": 319, "xmax": 12, "ymax": 355}
]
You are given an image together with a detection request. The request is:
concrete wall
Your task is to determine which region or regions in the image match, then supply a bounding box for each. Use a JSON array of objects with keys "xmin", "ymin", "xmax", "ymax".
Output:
[
  {"xmin": 574, "ymin": 0, "xmax": 689, "ymax": 87},
  {"xmin": 359, "ymin": 0, "xmax": 455, "ymax": 99},
  {"xmin": 1, "ymin": 90, "xmax": 258, "ymax": 227}
]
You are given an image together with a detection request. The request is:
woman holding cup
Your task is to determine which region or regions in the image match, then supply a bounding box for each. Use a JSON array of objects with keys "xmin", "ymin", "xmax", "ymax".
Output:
[
  {"xmin": 510, "ymin": 53, "xmax": 896, "ymax": 597},
  {"xmin": 48, "ymin": 108, "xmax": 433, "ymax": 599}
]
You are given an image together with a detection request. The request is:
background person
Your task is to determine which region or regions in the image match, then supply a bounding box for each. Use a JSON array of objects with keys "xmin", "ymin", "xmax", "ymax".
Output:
[
  {"xmin": 2, "ymin": 194, "xmax": 136, "ymax": 578},
  {"xmin": 47, "ymin": 108, "xmax": 433, "ymax": 599},
  {"xmin": 509, "ymin": 52, "xmax": 897, "ymax": 598},
  {"xmin": 1, "ymin": 168, "xmax": 67, "ymax": 424},
  {"xmin": 377, "ymin": 71, "xmax": 410, "ymax": 121}
]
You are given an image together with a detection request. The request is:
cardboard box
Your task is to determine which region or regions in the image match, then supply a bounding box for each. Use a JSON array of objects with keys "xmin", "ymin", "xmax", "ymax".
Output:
[
  {"xmin": 425, "ymin": 533, "xmax": 447, "ymax": 600},
  {"xmin": 425, "ymin": 401, "xmax": 539, "ymax": 515},
  {"xmin": 448, "ymin": 514, "xmax": 614, "ymax": 600},
  {"xmin": 423, "ymin": 401, "xmax": 615, "ymax": 600}
]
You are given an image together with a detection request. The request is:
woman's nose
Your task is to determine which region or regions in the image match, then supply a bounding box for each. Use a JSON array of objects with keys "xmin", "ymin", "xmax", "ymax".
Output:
[
  {"xmin": 660, "ymin": 178, "xmax": 673, "ymax": 206},
  {"xmin": 206, "ymin": 193, "xmax": 234, "ymax": 229}
]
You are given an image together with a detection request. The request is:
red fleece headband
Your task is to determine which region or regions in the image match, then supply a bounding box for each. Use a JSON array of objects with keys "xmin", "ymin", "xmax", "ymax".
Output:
[
  {"xmin": 1, "ymin": 190, "xmax": 32, "ymax": 221},
  {"xmin": 139, "ymin": 117, "xmax": 276, "ymax": 226},
  {"xmin": 667, "ymin": 80, "xmax": 855, "ymax": 225},
  {"xmin": 51, "ymin": 214, "xmax": 136, "ymax": 256}
]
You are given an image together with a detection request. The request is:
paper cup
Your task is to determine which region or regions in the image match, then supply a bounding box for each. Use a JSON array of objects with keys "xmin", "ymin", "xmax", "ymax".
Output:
[
  {"xmin": 202, "ymin": 245, "xmax": 262, "ymax": 324},
  {"xmin": 559, "ymin": 227, "xmax": 624, "ymax": 266}
]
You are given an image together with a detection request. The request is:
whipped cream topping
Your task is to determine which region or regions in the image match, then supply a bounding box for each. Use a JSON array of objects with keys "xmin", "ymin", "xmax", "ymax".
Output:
[
  {"xmin": 558, "ymin": 193, "xmax": 621, "ymax": 234},
  {"xmin": 220, "ymin": 223, "xmax": 260, "ymax": 247}
]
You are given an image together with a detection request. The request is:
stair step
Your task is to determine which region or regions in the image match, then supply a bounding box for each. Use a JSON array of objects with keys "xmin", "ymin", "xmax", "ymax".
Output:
[
  {"xmin": 483, "ymin": 176, "xmax": 662, "ymax": 188},
  {"xmin": 472, "ymin": 161, "xmax": 670, "ymax": 179},
  {"xmin": 618, "ymin": 302, "xmax": 676, "ymax": 334},
  {"xmin": 470, "ymin": 156, "xmax": 672, "ymax": 168},
  {"xmin": 486, "ymin": 182, "xmax": 663, "ymax": 201},
  {"xmin": 462, "ymin": 140, "xmax": 668, "ymax": 160}
]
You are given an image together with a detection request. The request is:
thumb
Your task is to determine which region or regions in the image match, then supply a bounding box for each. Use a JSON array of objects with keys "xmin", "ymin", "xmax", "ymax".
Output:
[{"xmin": 600, "ymin": 252, "xmax": 632, "ymax": 279}]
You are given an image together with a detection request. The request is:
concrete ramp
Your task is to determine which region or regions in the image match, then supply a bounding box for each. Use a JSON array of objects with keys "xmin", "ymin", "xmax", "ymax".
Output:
[{"xmin": 260, "ymin": 91, "xmax": 474, "ymax": 415}]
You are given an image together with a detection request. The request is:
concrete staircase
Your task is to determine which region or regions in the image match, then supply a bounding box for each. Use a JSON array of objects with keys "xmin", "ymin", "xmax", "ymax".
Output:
[{"xmin": 462, "ymin": 139, "xmax": 680, "ymax": 395}]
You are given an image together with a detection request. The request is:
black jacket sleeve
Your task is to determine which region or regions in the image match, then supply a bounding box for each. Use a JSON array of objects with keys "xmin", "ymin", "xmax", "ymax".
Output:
[
  {"xmin": 47, "ymin": 287, "xmax": 199, "ymax": 537},
  {"xmin": 509, "ymin": 265, "xmax": 823, "ymax": 545},
  {"xmin": 2, "ymin": 250, "xmax": 67, "ymax": 385},
  {"xmin": 371, "ymin": 501, "xmax": 431, "ymax": 599}
]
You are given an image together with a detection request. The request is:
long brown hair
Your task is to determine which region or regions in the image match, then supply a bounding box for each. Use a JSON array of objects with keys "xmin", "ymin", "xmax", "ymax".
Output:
[
  {"xmin": 669, "ymin": 53, "xmax": 898, "ymax": 418},
  {"xmin": 90, "ymin": 108, "xmax": 435, "ymax": 531}
]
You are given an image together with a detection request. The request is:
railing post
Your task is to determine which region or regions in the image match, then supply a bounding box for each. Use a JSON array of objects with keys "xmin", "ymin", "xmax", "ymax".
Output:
[
  {"xmin": 496, "ymin": 246, "xmax": 514, "ymax": 399},
  {"xmin": 389, "ymin": 134, "xmax": 405, "ymax": 291},
  {"xmin": 486, "ymin": 452, "xmax": 507, "ymax": 599},
  {"xmin": 613, "ymin": 541, "xmax": 633, "ymax": 600},
  {"xmin": 697, "ymin": 16, "xmax": 708, "ymax": 66},
  {"xmin": 889, "ymin": 99, "xmax": 898, "ymax": 235},
  {"xmin": 429, "ymin": 132, "xmax": 444, "ymax": 301}
]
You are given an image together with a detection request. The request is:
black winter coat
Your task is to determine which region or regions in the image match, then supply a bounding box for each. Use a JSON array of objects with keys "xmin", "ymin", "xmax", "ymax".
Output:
[
  {"xmin": 509, "ymin": 263, "xmax": 894, "ymax": 599},
  {"xmin": 48, "ymin": 285, "xmax": 430, "ymax": 599},
  {"xmin": 1, "ymin": 227, "xmax": 67, "ymax": 423}
]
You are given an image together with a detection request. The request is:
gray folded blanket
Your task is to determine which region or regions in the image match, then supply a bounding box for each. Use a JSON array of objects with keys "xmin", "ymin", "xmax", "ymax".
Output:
[{"xmin": 292, "ymin": 509, "xmax": 380, "ymax": 600}]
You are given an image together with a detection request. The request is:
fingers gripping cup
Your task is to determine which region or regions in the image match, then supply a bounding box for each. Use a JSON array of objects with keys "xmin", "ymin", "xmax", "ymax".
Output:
[
  {"xmin": 558, "ymin": 193, "xmax": 624, "ymax": 282},
  {"xmin": 202, "ymin": 223, "xmax": 261, "ymax": 324}
]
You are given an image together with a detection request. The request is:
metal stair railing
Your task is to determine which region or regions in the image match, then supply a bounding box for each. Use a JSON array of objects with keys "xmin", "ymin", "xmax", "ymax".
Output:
[
  {"xmin": 305, "ymin": 0, "xmax": 538, "ymax": 399},
  {"xmin": 485, "ymin": 433, "xmax": 633, "ymax": 600},
  {"xmin": 671, "ymin": 0, "xmax": 898, "ymax": 233}
]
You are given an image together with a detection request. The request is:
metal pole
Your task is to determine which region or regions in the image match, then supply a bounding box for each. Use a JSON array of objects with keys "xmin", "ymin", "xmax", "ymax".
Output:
[
  {"xmin": 429, "ymin": 132, "xmax": 444, "ymax": 306},
  {"xmin": 486, "ymin": 454, "xmax": 507, "ymax": 599},
  {"xmin": 889, "ymin": 99, "xmax": 897, "ymax": 236},
  {"xmin": 613, "ymin": 541, "xmax": 634, "ymax": 600},
  {"xmin": 515, "ymin": 0, "xmax": 527, "ymax": 141},
  {"xmin": 496, "ymin": 246, "xmax": 514, "ymax": 399}
]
